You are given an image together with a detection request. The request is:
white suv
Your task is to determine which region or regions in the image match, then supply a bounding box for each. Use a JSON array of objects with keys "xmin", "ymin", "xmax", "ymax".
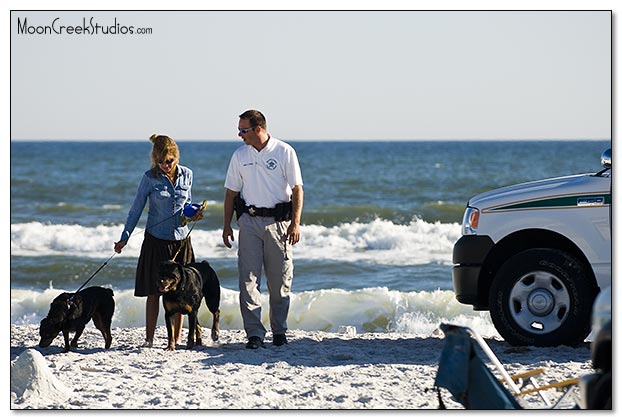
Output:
[{"xmin": 453, "ymin": 149, "xmax": 611, "ymax": 346}]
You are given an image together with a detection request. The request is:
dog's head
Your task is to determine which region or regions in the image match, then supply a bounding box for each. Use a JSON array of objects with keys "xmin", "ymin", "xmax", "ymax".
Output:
[
  {"xmin": 158, "ymin": 260, "xmax": 182, "ymax": 293},
  {"xmin": 38, "ymin": 293, "xmax": 81, "ymax": 348}
]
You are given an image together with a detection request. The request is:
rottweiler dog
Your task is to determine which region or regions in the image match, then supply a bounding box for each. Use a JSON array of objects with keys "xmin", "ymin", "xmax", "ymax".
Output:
[
  {"xmin": 39, "ymin": 286, "xmax": 115, "ymax": 353},
  {"xmin": 158, "ymin": 260, "xmax": 221, "ymax": 351}
]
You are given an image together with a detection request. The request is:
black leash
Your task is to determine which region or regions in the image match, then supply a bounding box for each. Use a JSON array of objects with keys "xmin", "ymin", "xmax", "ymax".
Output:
[
  {"xmin": 171, "ymin": 200, "xmax": 207, "ymax": 260},
  {"xmin": 74, "ymin": 202, "xmax": 205, "ymax": 293},
  {"xmin": 72, "ymin": 215, "xmax": 174, "ymax": 293},
  {"xmin": 75, "ymin": 253, "xmax": 117, "ymax": 293},
  {"xmin": 171, "ymin": 217, "xmax": 200, "ymax": 261}
]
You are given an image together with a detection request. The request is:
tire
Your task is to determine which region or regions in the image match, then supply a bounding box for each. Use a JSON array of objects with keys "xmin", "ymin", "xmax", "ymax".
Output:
[{"xmin": 489, "ymin": 248, "xmax": 597, "ymax": 347}]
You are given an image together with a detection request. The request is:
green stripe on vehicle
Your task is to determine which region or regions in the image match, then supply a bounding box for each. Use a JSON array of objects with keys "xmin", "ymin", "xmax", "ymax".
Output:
[{"xmin": 491, "ymin": 194, "xmax": 611, "ymax": 211}]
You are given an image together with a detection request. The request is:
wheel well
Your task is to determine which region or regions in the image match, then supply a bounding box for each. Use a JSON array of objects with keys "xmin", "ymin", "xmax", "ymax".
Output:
[{"xmin": 476, "ymin": 229, "xmax": 598, "ymax": 309}]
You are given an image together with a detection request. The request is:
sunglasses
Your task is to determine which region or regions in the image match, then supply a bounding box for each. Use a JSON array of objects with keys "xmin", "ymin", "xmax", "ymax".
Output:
[
  {"xmin": 238, "ymin": 126, "xmax": 256, "ymax": 134},
  {"xmin": 158, "ymin": 158, "xmax": 175, "ymax": 165}
]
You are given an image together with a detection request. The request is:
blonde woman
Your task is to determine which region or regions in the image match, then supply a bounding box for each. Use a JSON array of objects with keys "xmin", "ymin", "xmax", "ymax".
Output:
[{"xmin": 115, "ymin": 134, "xmax": 198, "ymax": 348}]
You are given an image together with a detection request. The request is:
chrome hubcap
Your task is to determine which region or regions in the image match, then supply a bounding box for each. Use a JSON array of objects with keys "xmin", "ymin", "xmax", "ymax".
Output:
[
  {"xmin": 527, "ymin": 289, "xmax": 555, "ymax": 316},
  {"xmin": 508, "ymin": 271, "xmax": 570, "ymax": 335}
]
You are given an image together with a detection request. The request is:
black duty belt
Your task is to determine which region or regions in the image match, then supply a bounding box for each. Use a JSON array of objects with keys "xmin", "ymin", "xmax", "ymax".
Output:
[
  {"xmin": 234, "ymin": 195, "xmax": 292, "ymax": 221},
  {"xmin": 244, "ymin": 205, "xmax": 276, "ymax": 217}
]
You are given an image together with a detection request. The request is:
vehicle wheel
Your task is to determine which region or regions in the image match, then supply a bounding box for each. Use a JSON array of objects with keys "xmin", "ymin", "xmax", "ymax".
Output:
[{"xmin": 489, "ymin": 249, "xmax": 597, "ymax": 347}]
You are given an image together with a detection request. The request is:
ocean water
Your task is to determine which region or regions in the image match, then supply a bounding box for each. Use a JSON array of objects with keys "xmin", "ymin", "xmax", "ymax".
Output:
[{"xmin": 10, "ymin": 140, "xmax": 610, "ymax": 335}]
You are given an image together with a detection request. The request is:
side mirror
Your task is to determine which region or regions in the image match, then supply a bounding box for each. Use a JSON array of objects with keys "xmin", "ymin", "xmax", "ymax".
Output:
[{"xmin": 601, "ymin": 148, "xmax": 611, "ymax": 169}]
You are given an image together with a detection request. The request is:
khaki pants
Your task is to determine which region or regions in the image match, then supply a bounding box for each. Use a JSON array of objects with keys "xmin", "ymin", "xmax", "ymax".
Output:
[{"xmin": 237, "ymin": 213, "xmax": 293, "ymax": 339}]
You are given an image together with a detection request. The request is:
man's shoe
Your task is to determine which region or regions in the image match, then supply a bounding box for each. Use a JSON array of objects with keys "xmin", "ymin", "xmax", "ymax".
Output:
[
  {"xmin": 273, "ymin": 334, "xmax": 288, "ymax": 347},
  {"xmin": 245, "ymin": 336, "xmax": 263, "ymax": 349}
]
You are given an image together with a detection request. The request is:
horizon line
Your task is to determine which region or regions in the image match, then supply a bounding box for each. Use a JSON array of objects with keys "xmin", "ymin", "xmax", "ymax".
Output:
[{"xmin": 9, "ymin": 138, "xmax": 611, "ymax": 142}]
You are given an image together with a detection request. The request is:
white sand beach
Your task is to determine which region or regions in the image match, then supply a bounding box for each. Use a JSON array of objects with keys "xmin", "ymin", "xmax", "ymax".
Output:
[{"xmin": 10, "ymin": 324, "xmax": 594, "ymax": 410}]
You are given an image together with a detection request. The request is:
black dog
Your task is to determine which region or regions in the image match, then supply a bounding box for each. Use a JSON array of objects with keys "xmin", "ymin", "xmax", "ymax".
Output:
[
  {"xmin": 158, "ymin": 260, "xmax": 221, "ymax": 351},
  {"xmin": 39, "ymin": 286, "xmax": 115, "ymax": 353}
]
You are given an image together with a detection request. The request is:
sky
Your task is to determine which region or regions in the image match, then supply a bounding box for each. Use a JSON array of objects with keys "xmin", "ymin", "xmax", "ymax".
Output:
[{"xmin": 9, "ymin": 8, "xmax": 612, "ymax": 141}]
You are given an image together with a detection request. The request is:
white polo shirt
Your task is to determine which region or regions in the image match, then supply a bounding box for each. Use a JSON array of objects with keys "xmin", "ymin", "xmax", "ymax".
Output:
[{"xmin": 224, "ymin": 137, "xmax": 303, "ymax": 208}]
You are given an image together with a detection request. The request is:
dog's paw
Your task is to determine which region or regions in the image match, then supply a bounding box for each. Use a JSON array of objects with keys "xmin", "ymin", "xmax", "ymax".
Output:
[
  {"xmin": 211, "ymin": 330, "xmax": 220, "ymax": 342},
  {"xmin": 164, "ymin": 344, "xmax": 176, "ymax": 351}
]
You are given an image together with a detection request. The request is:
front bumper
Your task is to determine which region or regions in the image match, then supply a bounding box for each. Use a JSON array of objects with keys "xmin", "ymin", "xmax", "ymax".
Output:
[{"xmin": 452, "ymin": 235, "xmax": 495, "ymax": 308}]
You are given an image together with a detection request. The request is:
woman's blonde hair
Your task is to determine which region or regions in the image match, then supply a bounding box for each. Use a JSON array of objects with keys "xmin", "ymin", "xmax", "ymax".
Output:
[{"xmin": 149, "ymin": 134, "xmax": 179, "ymax": 175}]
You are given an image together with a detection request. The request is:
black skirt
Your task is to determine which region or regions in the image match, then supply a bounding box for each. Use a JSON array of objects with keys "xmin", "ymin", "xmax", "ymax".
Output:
[{"xmin": 134, "ymin": 231, "xmax": 195, "ymax": 297}]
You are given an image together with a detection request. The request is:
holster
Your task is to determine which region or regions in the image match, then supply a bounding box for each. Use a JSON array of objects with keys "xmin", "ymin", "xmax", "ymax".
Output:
[
  {"xmin": 274, "ymin": 201, "xmax": 293, "ymax": 222},
  {"xmin": 233, "ymin": 195, "xmax": 246, "ymax": 220}
]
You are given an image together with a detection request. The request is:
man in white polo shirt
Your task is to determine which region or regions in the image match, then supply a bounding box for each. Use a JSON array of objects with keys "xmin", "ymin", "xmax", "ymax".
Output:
[{"xmin": 223, "ymin": 110, "xmax": 304, "ymax": 349}]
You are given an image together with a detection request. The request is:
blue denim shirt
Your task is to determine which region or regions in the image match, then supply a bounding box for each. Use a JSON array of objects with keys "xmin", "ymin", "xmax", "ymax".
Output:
[{"xmin": 120, "ymin": 165, "xmax": 193, "ymax": 242}]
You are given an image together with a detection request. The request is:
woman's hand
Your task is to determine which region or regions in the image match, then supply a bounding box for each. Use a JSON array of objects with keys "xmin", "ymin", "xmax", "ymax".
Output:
[
  {"xmin": 184, "ymin": 200, "xmax": 206, "ymax": 224},
  {"xmin": 114, "ymin": 240, "xmax": 127, "ymax": 254},
  {"xmin": 187, "ymin": 208, "xmax": 204, "ymax": 223}
]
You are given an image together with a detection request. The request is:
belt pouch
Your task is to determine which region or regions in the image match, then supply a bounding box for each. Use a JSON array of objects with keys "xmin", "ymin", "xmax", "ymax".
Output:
[
  {"xmin": 274, "ymin": 201, "xmax": 293, "ymax": 222},
  {"xmin": 233, "ymin": 195, "xmax": 246, "ymax": 220}
]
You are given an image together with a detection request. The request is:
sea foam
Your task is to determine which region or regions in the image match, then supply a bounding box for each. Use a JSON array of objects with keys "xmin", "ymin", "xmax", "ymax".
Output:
[
  {"xmin": 10, "ymin": 218, "xmax": 461, "ymax": 266},
  {"xmin": 11, "ymin": 286, "xmax": 498, "ymax": 337}
]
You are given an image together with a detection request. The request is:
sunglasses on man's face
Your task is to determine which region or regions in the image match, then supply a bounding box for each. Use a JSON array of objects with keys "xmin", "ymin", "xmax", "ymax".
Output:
[
  {"xmin": 238, "ymin": 126, "xmax": 256, "ymax": 135},
  {"xmin": 158, "ymin": 158, "xmax": 175, "ymax": 165}
]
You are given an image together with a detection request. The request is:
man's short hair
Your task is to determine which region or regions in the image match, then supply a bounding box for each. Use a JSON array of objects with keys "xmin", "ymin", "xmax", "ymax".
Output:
[{"xmin": 239, "ymin": 109, "xmax": 267, "ymax": 130}]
